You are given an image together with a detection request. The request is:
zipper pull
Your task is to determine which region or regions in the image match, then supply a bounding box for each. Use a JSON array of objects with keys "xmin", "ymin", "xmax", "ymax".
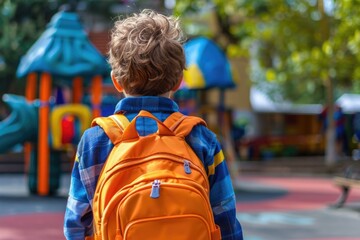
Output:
[
  {"xmin": 184, "ymin": 160, "xmax": 192, "ymax": 174},
  {"xmin": 150, "ymin": 180, "xmax": 161, "ymax": 199}
]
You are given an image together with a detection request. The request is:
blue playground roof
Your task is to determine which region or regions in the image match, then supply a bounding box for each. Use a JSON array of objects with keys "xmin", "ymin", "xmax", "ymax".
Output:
[
  {"xmin": 16, "ymin": 11, "xmax": 110, "ymax": 80},
  {"xmin": 182, "ymin": 37, "xmax": 235, "ymax": 89}
]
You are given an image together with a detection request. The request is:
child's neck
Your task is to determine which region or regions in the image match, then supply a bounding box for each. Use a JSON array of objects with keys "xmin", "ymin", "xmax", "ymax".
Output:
[{"xmin": 124, "ymin": 91, "xmax": 173, "ymax": 98}]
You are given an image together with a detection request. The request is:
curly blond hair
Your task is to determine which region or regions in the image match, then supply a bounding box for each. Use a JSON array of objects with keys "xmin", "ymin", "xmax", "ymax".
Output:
[{"xmin": 108, "ymin": 9, "xmax": 185, "ymax": 96}]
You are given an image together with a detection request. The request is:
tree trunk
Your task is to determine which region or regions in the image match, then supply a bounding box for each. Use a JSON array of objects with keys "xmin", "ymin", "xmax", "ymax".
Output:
[
  {"xmin": 325, "ymin": 76, "xmax": 337, "ymax": 166},
  {"xmin": 318, "ymin": 0, "xmax": 337, "ymax": 166}
]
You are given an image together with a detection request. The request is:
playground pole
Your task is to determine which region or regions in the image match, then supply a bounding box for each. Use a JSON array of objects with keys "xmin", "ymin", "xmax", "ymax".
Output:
[
  {"xmin": 73, "ymin": 76, "xmax": 83, "ymax": 104},
  {"xmin": 38, "ymin": 72, "xmax": 52, "ymax": 195},
  {"xmin": 91, "ymin": 75, "xmax": 102, "ymax": 118},
  {"xmin": 25, "ymin": 73, "xmax": 38, "ymax": 100},
  {"xmin": 24, "ymin": 72, "xmax": 38, "ymax": 172},
  {"xmin": 218, "ymin": 89, "xmax": 238, "ymax": 181}
]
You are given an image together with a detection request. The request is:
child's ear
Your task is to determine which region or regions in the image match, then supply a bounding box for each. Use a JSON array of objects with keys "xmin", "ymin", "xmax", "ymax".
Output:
[
  {"xmin": 111, "ymin": 71, "xmax": 124, "ymax": 93},
  {"xmin": 172, "ymin": 75, "xmax": 183, "ymax": 91}
]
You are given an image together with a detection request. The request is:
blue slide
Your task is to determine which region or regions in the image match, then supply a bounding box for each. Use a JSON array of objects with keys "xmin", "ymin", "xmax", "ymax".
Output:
[{"xmin": 0, "ymin": 94, "xmax": 38, "ymax": 153}]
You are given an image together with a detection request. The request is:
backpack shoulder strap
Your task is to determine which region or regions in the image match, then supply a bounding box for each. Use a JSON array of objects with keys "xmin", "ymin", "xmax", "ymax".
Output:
[
  {"xmin": 164, "ymin": 112, "xmax": 207, "ymax": 137},
  {"xmin": 91, "ymin": 114, "xmax": 130, "ymax": 144}
]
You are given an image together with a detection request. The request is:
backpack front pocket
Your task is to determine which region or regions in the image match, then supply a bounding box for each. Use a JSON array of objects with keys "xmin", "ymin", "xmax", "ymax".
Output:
[
  {"xmin": 113, "ymin": 181, "xmax": 216, "ymax": 240},
  {"xmin": 123, "ymin": 215, "xmax": 212, "ymax": 240}
]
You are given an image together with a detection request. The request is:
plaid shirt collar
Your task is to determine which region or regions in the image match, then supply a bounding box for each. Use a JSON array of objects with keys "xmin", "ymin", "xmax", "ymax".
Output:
[{"xmin": 114, "ymin": 96, "xmax": 179, "ymax": 114}]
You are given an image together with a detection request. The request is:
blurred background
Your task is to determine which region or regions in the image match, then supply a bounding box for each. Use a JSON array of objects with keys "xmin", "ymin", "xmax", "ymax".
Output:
[{"xmin": 0, "ymin": 0, "xmax": 360, "ymax": 240}]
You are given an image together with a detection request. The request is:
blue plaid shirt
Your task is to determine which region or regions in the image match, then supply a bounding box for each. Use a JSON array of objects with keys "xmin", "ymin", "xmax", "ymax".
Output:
[{"xmin": 64, "ymin": 96, "xmax": 243, "ymax": 240}]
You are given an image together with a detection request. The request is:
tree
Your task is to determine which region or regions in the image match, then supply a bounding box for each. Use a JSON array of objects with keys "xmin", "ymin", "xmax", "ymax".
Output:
[
  {"xmin": 174, "ymin": 0, "xmax": 360, "ymax": 165},
  {"xmin": 0, "ymin": 0, "xmax": 168, "ymax": 101},
  {"xmin": 0, "ymin": 0, "xmax": 68, "ymax": 99}
]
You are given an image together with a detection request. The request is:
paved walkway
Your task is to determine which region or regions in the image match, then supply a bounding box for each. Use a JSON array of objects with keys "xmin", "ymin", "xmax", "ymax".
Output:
[
  {"xmin": 0, "ymin": 173, "xmax": 360, "ymax": 240},
  {"xmin": 0, "ymin": 174, "xmax": 69, "ymax": 240},
  {"xmin": 236, "ymin": 175, "xmax": 360, "ymax": 240}
]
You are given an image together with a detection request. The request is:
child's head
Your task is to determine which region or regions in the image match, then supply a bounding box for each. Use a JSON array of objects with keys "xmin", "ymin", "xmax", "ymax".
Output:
[{"xmin": 108, "ymin": 9, "xmax": 185, "ymax": 96}]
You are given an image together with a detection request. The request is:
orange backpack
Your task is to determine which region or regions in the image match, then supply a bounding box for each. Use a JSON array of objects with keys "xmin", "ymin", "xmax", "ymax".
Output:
[{"xmin": 89, "ymin": 110, "xmax": 221, "ymax": 240}]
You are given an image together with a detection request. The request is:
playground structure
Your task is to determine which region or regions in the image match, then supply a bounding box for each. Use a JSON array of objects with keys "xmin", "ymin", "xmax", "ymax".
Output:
[{"xmin": 0, "ymin": 10, "xmax": 110, "ymax": 195}]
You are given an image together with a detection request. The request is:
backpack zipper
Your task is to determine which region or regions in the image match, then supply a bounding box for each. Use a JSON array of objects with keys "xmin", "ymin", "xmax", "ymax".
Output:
[
  {"xmin": 98, "ymin": 153, "xmax": 209, "ymax": 194},
  {"xmin": 118, "ymin": 154, "xmax": 205, "ymax": 178},
  {"xmin": 150, "ymin": 179, "xmax": 161, "ymax": 198},
  {"xmin": 184, "ymin": 160, "xmax": 192, "ymax": 174}
]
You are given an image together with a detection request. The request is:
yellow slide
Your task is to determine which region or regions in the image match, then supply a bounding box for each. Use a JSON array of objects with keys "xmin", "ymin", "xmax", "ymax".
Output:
[{"xmin": 50, "ymin": 104, "xmax": 92, "ymax": 150}]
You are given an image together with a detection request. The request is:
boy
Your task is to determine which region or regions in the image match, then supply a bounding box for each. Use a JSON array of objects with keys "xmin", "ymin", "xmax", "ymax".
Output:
[{"xmin": 64, "ymin": 9, "xmax": 243, "ymax": 240}]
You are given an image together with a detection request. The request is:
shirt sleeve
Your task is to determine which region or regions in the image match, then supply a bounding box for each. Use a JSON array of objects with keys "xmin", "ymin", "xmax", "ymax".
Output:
[
  {"xmin": 64, "ymin": 126, "xmax": 114, "ymax": 240},
  {"xmin": 186, "ymin": 125, "xmax": 243, "ymax": 240},
  {"xmin": 63, "ymin": 151, "xmax": 93, "ymax": 239},
  {"xmin": 209, "ymin": 143, "xmax": 243, "ymax": 240}
]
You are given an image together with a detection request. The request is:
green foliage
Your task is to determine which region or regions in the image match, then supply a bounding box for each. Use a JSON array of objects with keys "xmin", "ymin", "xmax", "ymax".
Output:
[
  {"xmin": 174, "ymin": 0, "xmax": 360, "ymax": 104},
  {"xmin": 0, "ymin": 0, "xmax": 66, "ymax": 97},
  {"xmin": 0, "ymin": 0, "xmax": 166, "ymax": 99},
  {"xmin": 251, "ymin": 1, "xmax": 328, "ymax": 103}
]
